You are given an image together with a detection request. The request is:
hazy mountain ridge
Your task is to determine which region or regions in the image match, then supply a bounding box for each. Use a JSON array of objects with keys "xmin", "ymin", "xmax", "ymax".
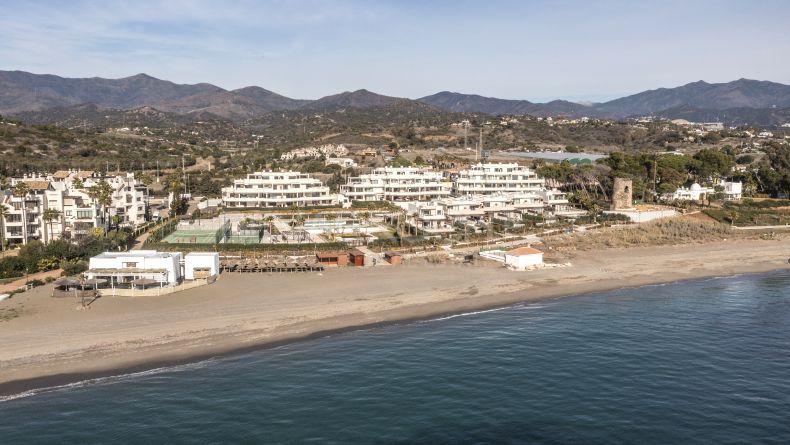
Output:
[
  {"xmin": 595, "ymin": 79, "xmax": 790, "ymax": 117},
  {"xmin": 2, "ymin": 71, "xmax": 790, "ymax": 125},
  {"xmin": 418, "ymin": 80, "xmax": 790, "ymax": 124},
  {"xmin": 417, "ymin": 91, "xmax": 591, "ymax": 117}
]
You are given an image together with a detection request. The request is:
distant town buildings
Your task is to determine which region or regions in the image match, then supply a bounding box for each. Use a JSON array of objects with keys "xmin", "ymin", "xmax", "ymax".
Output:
[
  {"xmin": 325, "ymin": 157, "xmax": 357, "ymax": 168},
  {"xmin": 280, "ymin": 144, "xmax": 348, "ymax": 161}
]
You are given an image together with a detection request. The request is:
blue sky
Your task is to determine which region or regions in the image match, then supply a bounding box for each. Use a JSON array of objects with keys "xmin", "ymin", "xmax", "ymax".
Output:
[{"xmin": 1, "ymin": 0, "xmax": 789, "ymax": 102}]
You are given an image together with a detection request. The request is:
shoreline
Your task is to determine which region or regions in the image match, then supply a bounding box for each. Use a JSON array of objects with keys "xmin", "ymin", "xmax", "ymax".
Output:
[{"xmin": 1, "ymin": 239, "xmax": 789, "ymax": 398}]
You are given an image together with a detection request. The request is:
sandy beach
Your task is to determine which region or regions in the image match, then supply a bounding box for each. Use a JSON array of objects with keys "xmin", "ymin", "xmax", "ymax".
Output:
[{"xmin": 1, "ymin": 238, "xmax": 789, "ymax": 397}]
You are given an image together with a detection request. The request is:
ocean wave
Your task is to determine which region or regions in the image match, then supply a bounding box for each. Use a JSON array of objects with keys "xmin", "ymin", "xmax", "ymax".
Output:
[
  {"xmin": 425, "ymin": 306, "xmax": 514, "ymax": 322},
  {"xmin": 0, "ymin": 359, "xmax": 217, "ymax": 403}
]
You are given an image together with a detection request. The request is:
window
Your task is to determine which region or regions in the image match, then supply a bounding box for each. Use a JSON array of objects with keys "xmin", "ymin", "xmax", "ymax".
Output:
[{"xmin": 123, "ymin": 262, "xmax": 138, "ymax": 268}]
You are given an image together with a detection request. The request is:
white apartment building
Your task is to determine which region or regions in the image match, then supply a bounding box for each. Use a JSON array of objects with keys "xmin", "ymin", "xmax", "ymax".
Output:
[
  {"xmin": 481, "ymin": 194, "xmax": 516, "ymax": 215},
  {"xmin": 222, "ymin": 170, "xmax": 338, "ymax": 208},
  {"xmin": 455, "ymin": 163, "xmax": 545, "ymax": 195},
  {"xmin": 341, "ymin": 167, "xmax": 451, "ymax": 202},
  {"xmin": 538, "ymin": 189, "xmax": 585, "ymax": 217},
  {"xmin": 511, "ymin": 192, "xmax": 545, "ymax": 213},
  {"xmin": 405, "ymin": 202, "xmax": 454, "ymax": 234},
  {"xmin": 437, "ymin": 197, "xmax": 485, "ymax": 223},
  {"xmin": 79, "ymin": 173, "xmax": 147, "ymax": 227},
  {"xmin": 0, "ymin": 171, "xmax": 149, "ymax": 247},
  {"xmin": 1, "ymin": 178, "xmax": 62, "ymax": 245}
]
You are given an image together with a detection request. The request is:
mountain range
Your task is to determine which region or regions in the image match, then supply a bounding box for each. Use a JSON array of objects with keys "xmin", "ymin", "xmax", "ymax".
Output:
[{"xmin": 2, "ymin": 70, "xmax": 790, "ymax": 125}]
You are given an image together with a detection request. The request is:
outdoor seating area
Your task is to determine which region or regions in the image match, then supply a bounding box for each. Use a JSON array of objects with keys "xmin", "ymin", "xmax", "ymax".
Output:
[
  {"xmin": 52, "ymin": 277, "xmax": 102, "ymax": 307},
  {"xmin": 220, "ymin": 259, "xmax": 324, "ymax": 273}
]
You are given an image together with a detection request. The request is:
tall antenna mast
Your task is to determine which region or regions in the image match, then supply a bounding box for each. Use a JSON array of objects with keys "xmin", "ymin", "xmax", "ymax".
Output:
[
  {"xmin": 463, "ymin": 120, "xmax": 469, "ymax": 150},
  {"xmin": 477, "ymin": 127, "xmax": 483, "ymax": 162}
]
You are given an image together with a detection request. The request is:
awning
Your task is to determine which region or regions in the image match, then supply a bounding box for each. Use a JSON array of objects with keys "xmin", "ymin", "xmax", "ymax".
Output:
[{"xmin": 131, "ymin": 278, "xmax": 159, "ymax": 287}]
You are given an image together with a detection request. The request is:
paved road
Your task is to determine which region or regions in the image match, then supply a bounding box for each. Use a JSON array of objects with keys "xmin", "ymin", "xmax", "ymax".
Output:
[
  {"xmin": 0, "ymin": 269, "xmax": 63, "ymax": 294},
  {"xmin": 732, "ymin": 224, "xmax": 790, "ymax": 230}
]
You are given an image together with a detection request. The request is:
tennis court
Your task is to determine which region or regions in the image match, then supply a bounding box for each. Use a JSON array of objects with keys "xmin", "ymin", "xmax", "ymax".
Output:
[
  {"xmin": 225, "ymin": 228, "xmax": 263, "ymax": 244},
  {"xmin": 162, "ymin": 229, "xmax": 225, "ymax": 244}
]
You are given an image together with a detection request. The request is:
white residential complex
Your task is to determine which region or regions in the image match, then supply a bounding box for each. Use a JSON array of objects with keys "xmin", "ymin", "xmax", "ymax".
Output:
[
  {"xmin": 221, "ymin": 170, "xmax": 339, "ymax": 209},
  {"xmin": 455, "ymin": 163, "xmax": 545, "ymax": 195},
  {"xmin": 1, "ymin": 171, "xmax": 148, "ymax": 246},
  {"xmin": 340, "ymin": 167, "xmax": 451, "ymax": 202}
]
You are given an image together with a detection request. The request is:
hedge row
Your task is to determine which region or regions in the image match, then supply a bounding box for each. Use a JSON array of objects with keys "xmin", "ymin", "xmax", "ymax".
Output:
[
  {"xmin": 143, "ymin": 241, "xmax": 349, "ymax": 254},
  {"xmin": 144, "ymin": 218, "xmax": 179, "ymax": 244}
]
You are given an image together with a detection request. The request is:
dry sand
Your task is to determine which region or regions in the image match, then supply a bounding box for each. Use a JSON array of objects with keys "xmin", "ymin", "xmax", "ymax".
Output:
[{"xmin": 1, "ymin": 238, "xmax": 788, "ymax": 397}]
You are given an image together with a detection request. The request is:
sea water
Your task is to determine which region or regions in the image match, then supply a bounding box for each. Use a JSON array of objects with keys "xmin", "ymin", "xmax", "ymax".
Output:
[{"xmin": 2, "ymin": 271, "xmax": 789, "ymax": 444}]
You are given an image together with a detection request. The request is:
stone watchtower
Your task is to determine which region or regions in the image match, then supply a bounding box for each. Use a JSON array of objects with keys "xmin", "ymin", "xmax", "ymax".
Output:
[{"xmin": 610, "ymin": 178, "xmax": 633, "ymax": 210}]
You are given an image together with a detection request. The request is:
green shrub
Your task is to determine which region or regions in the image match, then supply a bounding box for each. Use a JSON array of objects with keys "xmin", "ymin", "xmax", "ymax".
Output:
[{"xmin": 61, "ymin": 259, "xmax": 88, "ymax": 277}]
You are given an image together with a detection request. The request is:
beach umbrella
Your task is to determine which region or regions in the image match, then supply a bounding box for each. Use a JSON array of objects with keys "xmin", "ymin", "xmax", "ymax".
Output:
[{"xmin": 54, "ymin": 278, "xmax": 81, "ymax": 288}]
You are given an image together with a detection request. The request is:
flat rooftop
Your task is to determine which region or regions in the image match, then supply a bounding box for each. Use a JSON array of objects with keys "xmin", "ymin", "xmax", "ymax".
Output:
[{"xmin": 94, "ymin": 250, "xmax": 178, "ymax": 259}]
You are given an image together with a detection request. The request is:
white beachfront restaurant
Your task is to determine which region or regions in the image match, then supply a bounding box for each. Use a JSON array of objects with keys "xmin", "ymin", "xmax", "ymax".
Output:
[{"xmin": 85, "ymin": 250, "xmax": 182, "ymax": 288}]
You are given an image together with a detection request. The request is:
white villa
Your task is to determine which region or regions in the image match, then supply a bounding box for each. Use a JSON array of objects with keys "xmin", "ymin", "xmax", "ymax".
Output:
[
  {"xmin": 662, "ymin": 181, "xmax": 742, "ymax": 202},
  {"xmin": 340, "ymin": 167, "xmax": 451, "ymax": 202},
  {"xmin": 221, "ymin": 170, "xmax": 339, "ymax": 208},
  {"xmin": 455, "ymin": 163, "xmax": 545, "ymax": 195}
]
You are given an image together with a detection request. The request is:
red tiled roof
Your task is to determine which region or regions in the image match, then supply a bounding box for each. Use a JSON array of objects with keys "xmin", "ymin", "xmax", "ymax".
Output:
[{"xmin": 506, "ymin": 247, "xmax": 542, "ymax": 256}]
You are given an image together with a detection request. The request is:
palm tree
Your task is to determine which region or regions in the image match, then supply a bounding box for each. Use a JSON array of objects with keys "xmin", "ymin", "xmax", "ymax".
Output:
[
  {"xmin": 111, "ymin": 214, "xmax": 123, "ymax": 232},
  {"xmin": 0, "ymin": 203, "xmax": 9, "ymax": 251},
  {"xmin": 89, "ymin": 180, "xmax": 113, "ymax": 236},
  {"xmin": 264, "ymin": 215, "xmax": 275, "ymax": 238},
  {"xmin": 42, "ymin": 208, "xmax": 61, "ymax": 243},
  {"xmin": 12, "ymin": 182, "xmax": 31, "ymax": 244},
  {"xmin": 295, "ymin": 214, "xmax": 307, "ymax": 241},
  {"xmin": 325, "ymin": 213, "xmax": 337, "ymax": 239}
]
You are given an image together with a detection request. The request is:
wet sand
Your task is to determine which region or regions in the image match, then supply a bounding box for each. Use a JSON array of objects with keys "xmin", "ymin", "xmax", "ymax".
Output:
[{"xmin": 1, "ymin": 238, "xmax": 788, "ymax": 397}]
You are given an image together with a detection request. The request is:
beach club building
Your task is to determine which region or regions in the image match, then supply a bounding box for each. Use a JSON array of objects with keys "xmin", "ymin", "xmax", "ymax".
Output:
[{"xmin": 85, "ymin": 250, "xmax": 183, "ymax": 288}]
